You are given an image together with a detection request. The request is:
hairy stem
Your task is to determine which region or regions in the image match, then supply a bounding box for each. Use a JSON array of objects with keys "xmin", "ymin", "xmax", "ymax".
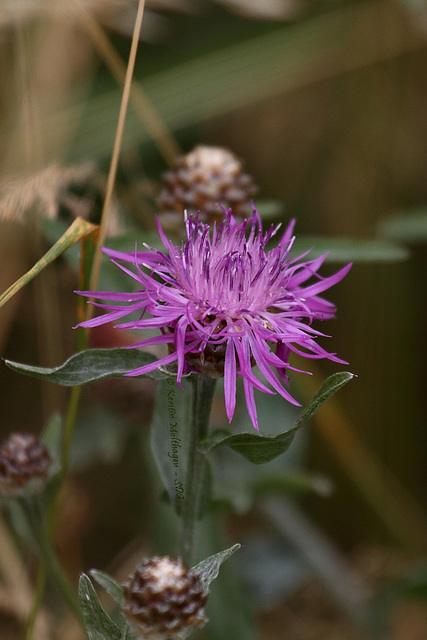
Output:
[{"xmin": 179, "ymin": 375, "xmax": 216, "ymax": 566}]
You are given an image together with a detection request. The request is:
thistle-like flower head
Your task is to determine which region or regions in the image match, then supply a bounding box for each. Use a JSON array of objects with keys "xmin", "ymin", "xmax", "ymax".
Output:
[{"xmin": 77, "ymin": 208, "xmax": 350, "ymax": 429}]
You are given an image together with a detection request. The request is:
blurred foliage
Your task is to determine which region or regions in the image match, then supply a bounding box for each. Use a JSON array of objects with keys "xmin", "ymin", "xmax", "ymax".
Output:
[{"xmin": 378, "ymin": 208, "xmax": 427, "ymax": 244}]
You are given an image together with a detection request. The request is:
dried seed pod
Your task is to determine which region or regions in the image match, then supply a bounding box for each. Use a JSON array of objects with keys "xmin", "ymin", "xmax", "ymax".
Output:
[
  {"xmin": 122, "ymin": 556, "xmax": 208, "ymax": 639},
  {"xmin": 0, "ymin": 433, "xmax": 52, "ymax": 497},
  {"xmin": 157, "ymin": 145, "xmax": 257, "ymax": 227}
]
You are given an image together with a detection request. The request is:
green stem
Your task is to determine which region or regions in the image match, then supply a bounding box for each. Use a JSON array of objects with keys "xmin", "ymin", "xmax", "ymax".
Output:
[
  {"xmin": 24, "ymin": 564, "xmax": 46, "ymax": 640},
  {"xmin": 23, "ymin": 368, "xmax": 83, "ymax": 639},
  {"xmin": 22, "ymin": 497, "xmax": 83, "ymax": 623},
  {"xmin": 46, "ymin": 384, "xmax": 82, "ymax": 539},
  {"xmin": 179, "ymin": 374, "xmax": 216, "ymax": 566},
  {"xmin": 19, "ymin": 381, "xmax": 83, "ymax": 640},
  {"xmin": 61, "ymin": 385, "xmax": 82, "ymax": 481}
]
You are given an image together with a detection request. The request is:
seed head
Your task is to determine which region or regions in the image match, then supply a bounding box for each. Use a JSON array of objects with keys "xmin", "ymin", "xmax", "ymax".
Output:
[
  {"xmin": 122, "ymin": 556, "xmax": 208, "ymax": 639},
  {"xmin": 0, "ymin": 433, "xmax": 52, "ymax": 497}
]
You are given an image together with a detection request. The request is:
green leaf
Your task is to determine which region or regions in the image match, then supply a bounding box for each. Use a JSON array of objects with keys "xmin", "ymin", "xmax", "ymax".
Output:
[
  {"xmin": 292, "ymin": 236, "xmax": 408, "ymax": 263},
  {"xmin": 120, "ymin": 625, "xmax": 133, "ymax": 640},
  {"xmin": 200, "ymin": 427, "xmax": 298, "ymax": 464},
  {"xmin": 210, "ymin": 382, "xmax": 305, "ymax": 513},
  {"xmin": 90, "ymin": 569, "xmax": 124, "ymax": 607},
  {"xmin": 200, "ymin": 372, "xmax": 354, "ymax": 464},
  {"xmin": 192, "ymin": 543, "xmax": 241, "ymax": 592},
  {"xmin": 294, "ymin": 371, "xmax": 354, "ymax": 426},
  {"xmin": 3, "ymin": 348, "xmax": 167, "ymax": 386},
  {"xmin": 377, "ymin": 209, "xmax": 427, "ymax": 244},
  {"xmin": 150, "ymin": 378, "xmax": 191, "ymax": 514},
  {"xmin": 78, "ymin": 573, "xmax": 123, "ymax": 640}
]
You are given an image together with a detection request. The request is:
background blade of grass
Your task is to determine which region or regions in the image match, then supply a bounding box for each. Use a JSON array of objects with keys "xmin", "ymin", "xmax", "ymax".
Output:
[
  {"xmin": 59, "ymin": 0, "xmax": 426, "ymax": 161},
  {"xmin": 0, "ymin": 217, "xmax": 97, "ymax": 309}
]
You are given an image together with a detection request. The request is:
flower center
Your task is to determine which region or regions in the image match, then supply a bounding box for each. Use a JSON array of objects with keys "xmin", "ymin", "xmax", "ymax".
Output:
[{"xmin": 192, "ymin": 248, "xmax": 269, "ymax": 319}]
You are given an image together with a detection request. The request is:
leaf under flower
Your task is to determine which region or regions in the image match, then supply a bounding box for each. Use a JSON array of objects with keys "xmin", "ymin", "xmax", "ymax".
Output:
[
  {"xmin": 199, "ymin": 372, "xmax": 355, "ymax": 464},
  {"xmin": 3, "ymin": 348, "xmax": 168, "ymax": 385}
]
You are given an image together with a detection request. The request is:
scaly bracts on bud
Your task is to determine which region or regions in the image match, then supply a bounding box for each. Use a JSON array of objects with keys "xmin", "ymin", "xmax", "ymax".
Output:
[
  {"xmin": 122, "ymin": 556, "xmax": 207, "ymax": 639},
  {"xmin": 158, "ymin": 145, "xmax": 257, "ymax": 226},
  {"xmin": 0, "ymin": 433, "xmax": 52, "ymax": 497}
]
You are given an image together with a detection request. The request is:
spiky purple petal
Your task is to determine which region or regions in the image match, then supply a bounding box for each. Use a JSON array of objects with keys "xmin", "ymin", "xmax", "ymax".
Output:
[{"xmin": 76, "ymin": 208, "xmax": 350, "ymax": 429}]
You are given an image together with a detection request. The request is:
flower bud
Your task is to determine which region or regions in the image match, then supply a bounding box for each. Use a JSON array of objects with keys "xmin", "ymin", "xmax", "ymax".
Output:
[
  {"xmin": 157, "ymin": 145, "xmax": 257, "ymax": 227},
  {"xmin": 122, "ymin": 556, "xmax": 208, "ymax": 639},
  {"xmin": 0, "ymin": 433, "xmax": 52, "ymax": 497}
]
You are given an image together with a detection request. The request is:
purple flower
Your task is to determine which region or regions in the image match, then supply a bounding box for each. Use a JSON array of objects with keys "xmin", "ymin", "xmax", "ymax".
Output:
[{"xmin": 77, "ymin": 209, "xmax": 350, "ymax": 429}]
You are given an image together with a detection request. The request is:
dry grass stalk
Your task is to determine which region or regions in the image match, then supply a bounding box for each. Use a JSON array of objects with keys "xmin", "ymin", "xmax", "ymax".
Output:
[
  {"xmin": 71, "ymin": 0, "xmax": 181, "ymax": 166},
  {"xmin": 88, "ymin": 0, "xmax": 147, "ymax": 298}
]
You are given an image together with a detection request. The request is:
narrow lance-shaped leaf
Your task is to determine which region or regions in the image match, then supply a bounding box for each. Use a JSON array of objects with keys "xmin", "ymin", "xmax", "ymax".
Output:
[
  {"xmin": 0, "ymin": 217, "xmax": 98, "ymax": 309},
  {"xmin": 88, "ymin": 571, "xmax": 136, "ymax": 639},
  {"xmin": 78, "ymin": 574, "xmax": 123, "ymax": 640},
  {"xmin": 3, "ymin": 348, "xmax": 168, "ymax": 385},
  {"xmin": 90, "ymin": 569, "xmax": 124, "ymax": 607},
  {"xmin": 293, "ymin": 371, "xmax": 355, "ymax": 427},
  {"xmin": 192, "ymin": 543, "xmax": 241, "ymax": 592},
  {"xmin": 199, "ymin": 372, "xmax": 355, "ymax": 464}
]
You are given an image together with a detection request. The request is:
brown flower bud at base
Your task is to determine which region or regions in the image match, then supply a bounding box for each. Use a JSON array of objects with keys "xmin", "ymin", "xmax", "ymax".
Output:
[
  {"xmin": 122, "ymin": 556, "xmax": 208, "ymax": 639},
  {"xmin": 0, "ymin": 433, "xmax": 52, "ymax": 497}
]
